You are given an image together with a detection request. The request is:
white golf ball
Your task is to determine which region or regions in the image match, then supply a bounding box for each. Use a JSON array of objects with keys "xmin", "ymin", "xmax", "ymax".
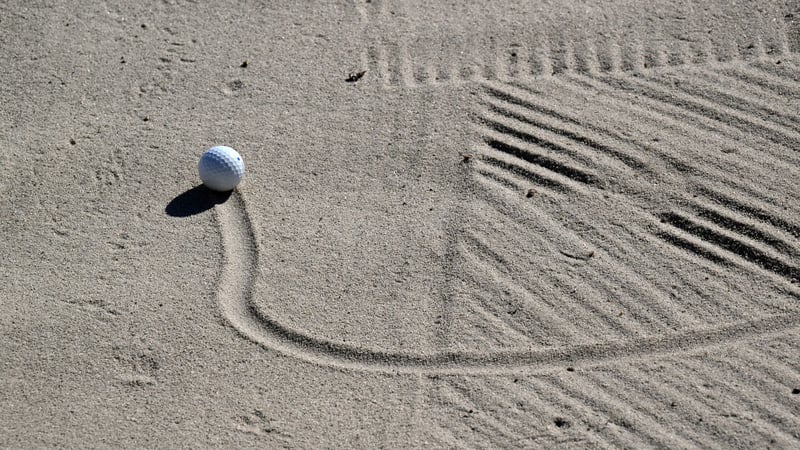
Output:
[{"xmin": 198, "ymin": 145, "xmax": 245, "ymax": 191}]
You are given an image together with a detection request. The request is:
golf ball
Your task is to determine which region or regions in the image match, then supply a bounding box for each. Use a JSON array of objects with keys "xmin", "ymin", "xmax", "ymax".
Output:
[{"xmin": 198, "ymin": 145, "xmax": 245, "ymax": 191}]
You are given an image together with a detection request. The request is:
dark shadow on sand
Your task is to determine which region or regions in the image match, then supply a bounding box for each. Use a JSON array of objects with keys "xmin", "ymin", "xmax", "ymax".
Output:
[{"xmin": 165, "ymin": 185, "xmax": 232, "ymax": 217}]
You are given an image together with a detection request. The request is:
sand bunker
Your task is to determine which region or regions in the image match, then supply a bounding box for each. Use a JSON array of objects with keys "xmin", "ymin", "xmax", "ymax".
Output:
[{"xmin": 2, "ymin": 0, "xmax": 799, "ymax": 447}]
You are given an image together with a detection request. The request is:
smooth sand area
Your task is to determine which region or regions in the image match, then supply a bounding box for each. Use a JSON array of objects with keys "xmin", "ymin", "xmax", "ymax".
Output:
[{"xmin": 2, "ymin": 1, "xmax": 799, "ymax": 447}]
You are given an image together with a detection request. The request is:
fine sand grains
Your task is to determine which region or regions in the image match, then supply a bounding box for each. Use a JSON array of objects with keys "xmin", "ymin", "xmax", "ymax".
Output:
[{"xmin": 2, "ymin": 0, "xmax": 799, "ymax": 447}]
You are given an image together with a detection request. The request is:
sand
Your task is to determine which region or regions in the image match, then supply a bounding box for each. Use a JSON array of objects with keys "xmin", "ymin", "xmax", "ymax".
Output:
[{"xmin": 2, "ymin": 0, "xmax": 799, "ymax": 447}]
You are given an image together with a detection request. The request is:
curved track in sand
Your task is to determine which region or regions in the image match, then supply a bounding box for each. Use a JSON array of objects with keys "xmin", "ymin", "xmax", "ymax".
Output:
[{"xmin": 215, "ymin": 191, "xmax": 800, "ymax": 375}]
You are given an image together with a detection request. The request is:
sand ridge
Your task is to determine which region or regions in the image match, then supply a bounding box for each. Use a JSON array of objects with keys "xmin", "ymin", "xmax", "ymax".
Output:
[{"xmin": 218, "ymin": 187, "xmax": 799, "ymax": 374}]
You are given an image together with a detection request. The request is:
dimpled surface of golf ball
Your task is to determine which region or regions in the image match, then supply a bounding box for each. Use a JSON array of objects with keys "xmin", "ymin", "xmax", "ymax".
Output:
[{"xmin": 198, "ymin": 146, "xmax": 245, "ymax": 191}]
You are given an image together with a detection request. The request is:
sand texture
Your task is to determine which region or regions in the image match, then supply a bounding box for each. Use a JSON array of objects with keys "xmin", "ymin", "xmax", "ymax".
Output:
[{"xmin": 2, "ymin": 0, "xmax": 800, "ymax": 447}]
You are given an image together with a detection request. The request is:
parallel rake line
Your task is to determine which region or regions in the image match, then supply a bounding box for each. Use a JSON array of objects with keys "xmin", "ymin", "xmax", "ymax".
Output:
[
  {"xmin": 594, "ymin": 72, "xmax": 800, "ymax": 149},
  {"xmin": 658, "ymin": 210, "xmax": 800, "ymax": 282},
  {"xmin": 549, "ymin": 373, "xmax": 696, "ymax": 448}
]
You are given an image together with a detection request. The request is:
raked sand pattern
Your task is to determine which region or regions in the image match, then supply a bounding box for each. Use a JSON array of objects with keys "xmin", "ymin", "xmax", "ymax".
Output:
[
  {"xmin": 219, "ymin": 56, "xmax": 800, "ymax": 445},
  {"xmin": 2, "ymin": 0, "xmax": 800, "ymax": 447}
]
